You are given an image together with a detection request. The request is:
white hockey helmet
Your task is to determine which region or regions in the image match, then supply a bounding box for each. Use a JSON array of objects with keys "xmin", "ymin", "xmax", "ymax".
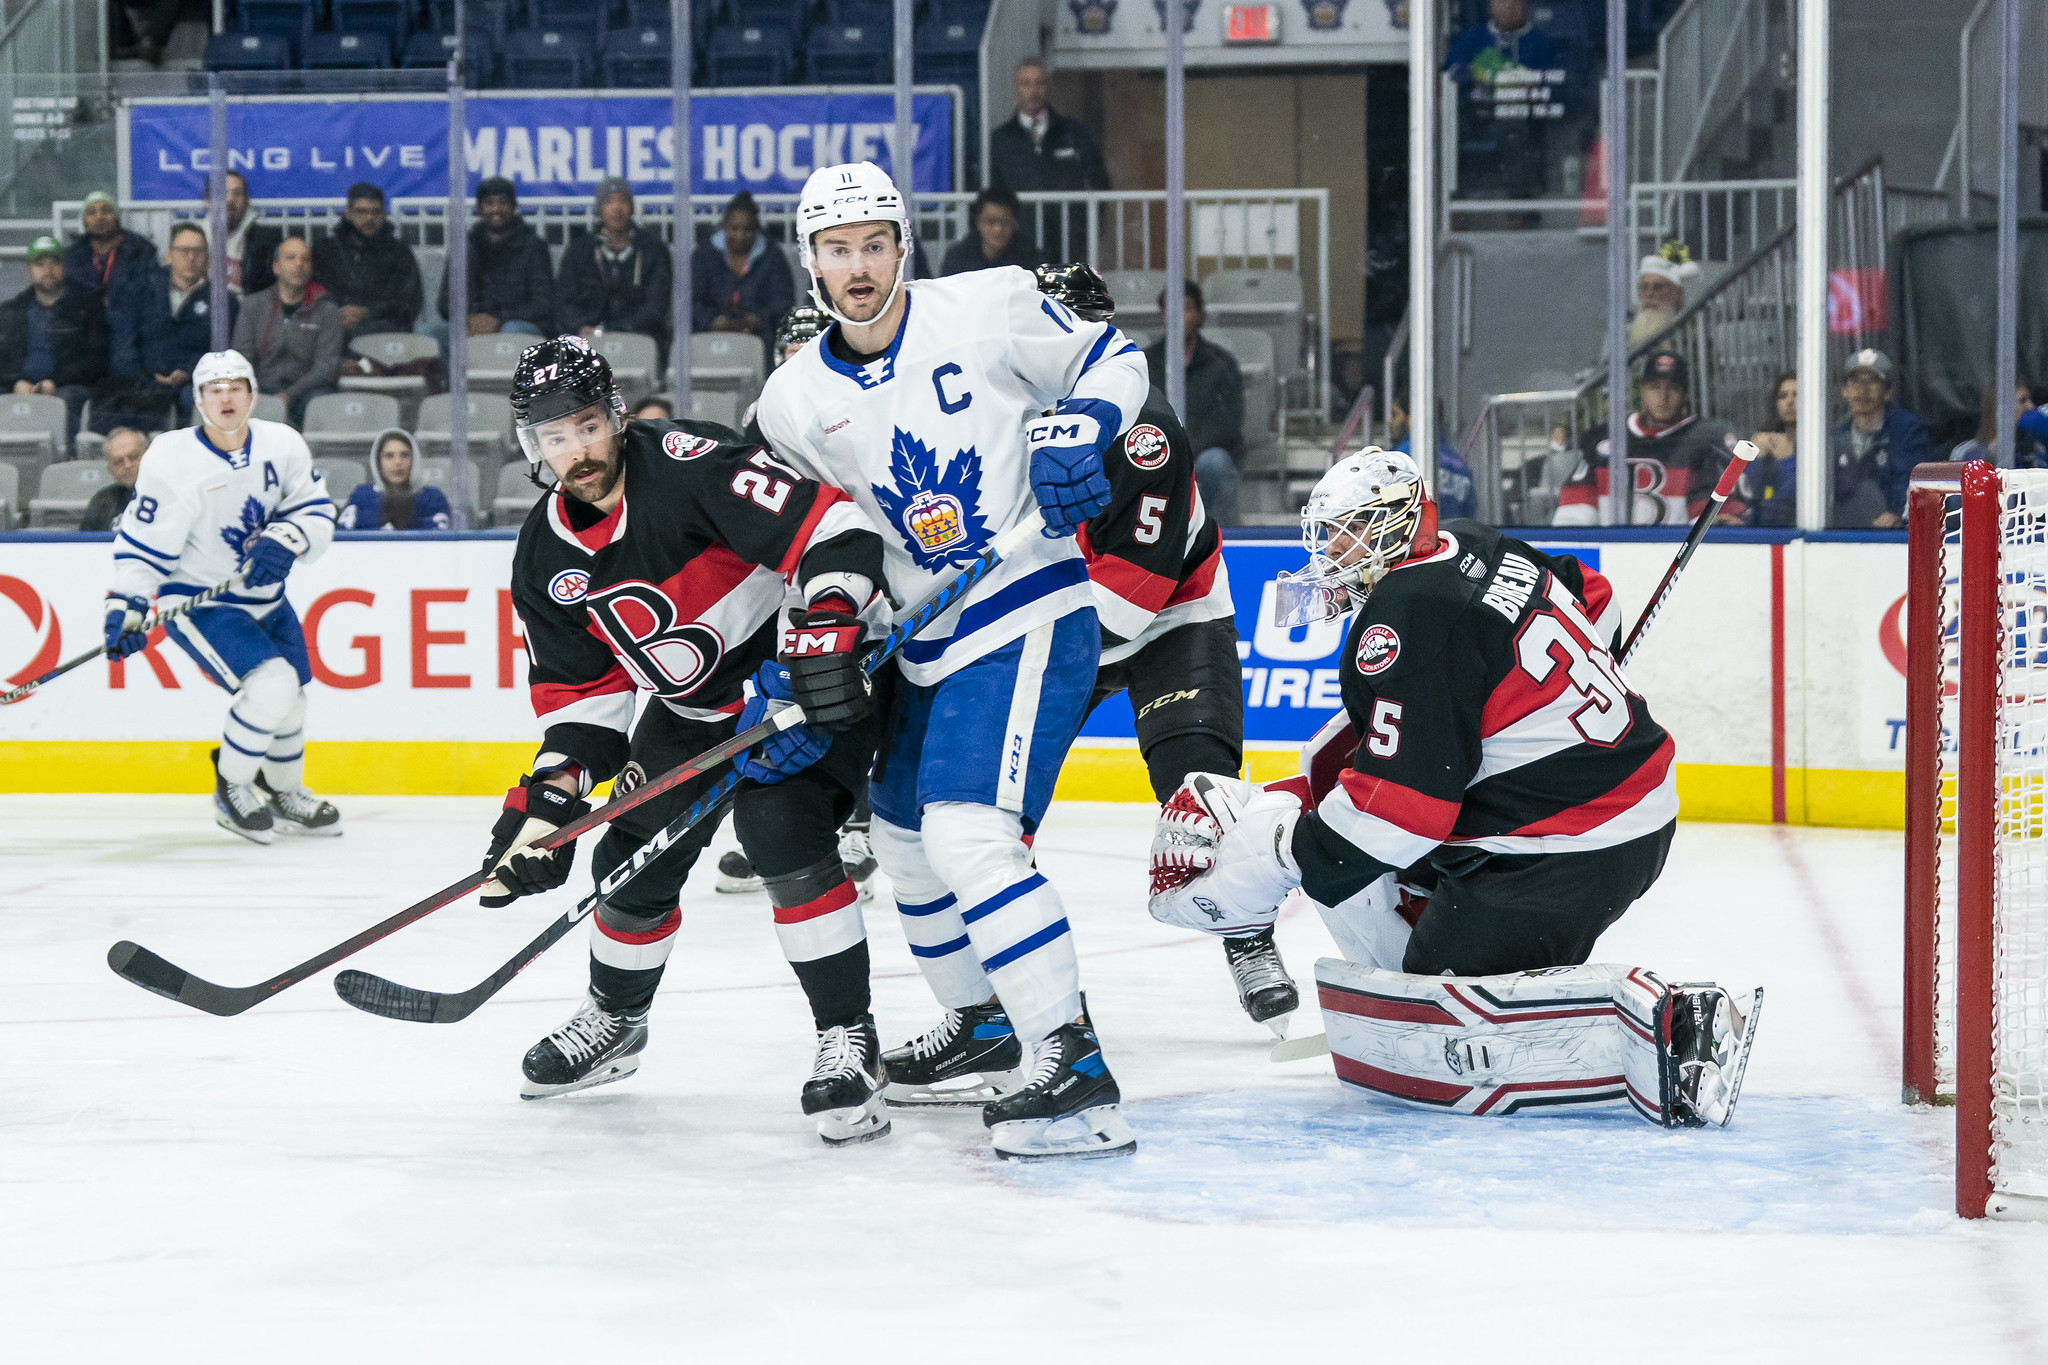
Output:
[
  {"xmin": 796, "ymin": 160, "xmax": 911, "ymax": 327},
  {"xmin": 1273, "ymin": 448, "xmax": 1438, "ymax": 626},
  {"xmin": 192, "ymin": 348, "xmax": 258, "ymax": 396}
]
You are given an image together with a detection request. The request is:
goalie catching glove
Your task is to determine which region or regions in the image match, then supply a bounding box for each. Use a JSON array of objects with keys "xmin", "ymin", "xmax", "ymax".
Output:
[
  {"xmin": 479, "ymin": 774, "xmax": 591, "ymax": 908},
  {"xmin": 1148, "ymin": 774, "xmax": 1303, "ymax": 935}
]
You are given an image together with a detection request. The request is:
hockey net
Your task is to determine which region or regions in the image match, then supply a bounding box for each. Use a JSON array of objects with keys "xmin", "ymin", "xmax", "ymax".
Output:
[{"xmin": 1906, "ymin": 461, "xmax": 2048, "ymax": 1220}]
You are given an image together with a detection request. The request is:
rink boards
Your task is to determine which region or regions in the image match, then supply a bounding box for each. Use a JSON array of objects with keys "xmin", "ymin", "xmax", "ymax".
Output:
[{"xmin": 0, "ymin": 529, "xmax": 1907, "ymax": 826}]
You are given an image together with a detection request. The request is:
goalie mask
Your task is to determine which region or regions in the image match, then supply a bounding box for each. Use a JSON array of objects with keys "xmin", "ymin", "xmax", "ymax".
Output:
[{"xmin": 1273, "ymin": 448, "xmax": 1438, "ymax": 627}]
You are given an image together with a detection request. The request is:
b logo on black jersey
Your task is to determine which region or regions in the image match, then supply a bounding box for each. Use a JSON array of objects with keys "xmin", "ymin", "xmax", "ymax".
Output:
[
  {"xmin": 584, "ymin": 580, "xmax": 726, "ymax": 698},
  {"xmin": 1125, "ymin": 424, "xmax": 1170, "ymax": 470}
]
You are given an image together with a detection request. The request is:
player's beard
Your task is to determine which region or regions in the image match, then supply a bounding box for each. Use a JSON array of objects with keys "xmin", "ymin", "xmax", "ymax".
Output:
[
  {"xmin": 827, "ymin": 262, "xmax": 899, "ymax": 325},
  {"xmin": 556, "ymin": 441, "xmax": 623, "ymax": 505}
]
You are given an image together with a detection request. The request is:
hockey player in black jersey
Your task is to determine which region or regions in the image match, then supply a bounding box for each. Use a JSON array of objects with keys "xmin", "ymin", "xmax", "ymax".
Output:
[
  {"xmin": 1033, "ymin": 262, "xmax": 1299, "ymax": 1034},
  {"xmin": 485, "ymin": 336, "xmax": 896, "ymax": 1145},
  {"xmin": 1148, "ymin": 449, "xmax": 1762, "ymax": 1127}
]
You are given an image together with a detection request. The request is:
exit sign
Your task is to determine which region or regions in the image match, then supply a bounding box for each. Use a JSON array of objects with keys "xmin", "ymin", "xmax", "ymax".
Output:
[{"xmin": 1224, "ymin": 4, "xmax": 1279, "ymax": 42}]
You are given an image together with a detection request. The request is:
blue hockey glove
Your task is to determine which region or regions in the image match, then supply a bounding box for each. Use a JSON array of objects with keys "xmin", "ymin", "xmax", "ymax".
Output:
[
  {"xmin": 239, "ymin": 522, "xmax": 311, "ymax": 589},
  {"xmin": 102, "ymin": 594, "xmax": 151, "ymax": 659},
  {"xmin": 1028, "ymin": 398, "xmax": 1119, "ymax": 536},
  {"xmin": 737, "ymin": 661, "xmax": 829, "ymax": 785}
]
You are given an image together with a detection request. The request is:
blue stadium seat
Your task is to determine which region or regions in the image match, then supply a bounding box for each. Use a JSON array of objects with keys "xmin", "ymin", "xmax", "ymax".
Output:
[
  {"xmin": 500, "ymin": 28, "xmax": 595, "ymax": 88},
  {"xmin": 728, "ymin": 0, "xmax": 814, "ymax": 39},
  {"xmin": 333, "ymin": 0, "xmax": 413, "ymax": 48},
  {"xmin": 205, "ymin": 31, "xmax": 294, "ymax": 72},
  {"xmin": 706, "ymin": 24, "xmax": 793, "ymax": 86},
  {"xmin": 927, "ymin": 0, "xmax": 989, "ymax": 26},
  {"xmin": 236, "ymin": 0, "xmax": 317, "ymax": 63},
  {"xmin": 806, "ymin": 23, "xmax": 889, "ymax": 84},
  {"xmin": 530, "ymin": 0, "xmax": 594, "ymax": 27},
  {"xmin": 402, "ymin": 26, "xmax": 498, "ymax": 82},
  {"xmin": 603, "ymin": 28, "xmax": 673, "ymax": 89},
  {"xmin": 428, "ymin": 0, "xmax": 523, "ymax": 43},
  {"xmin": 823, "ymin": 0, "xmax": 893, "ymax": 25},
  {"xmin": 303, "ymin": 31, "xmax": 394, "ymax": 70}
]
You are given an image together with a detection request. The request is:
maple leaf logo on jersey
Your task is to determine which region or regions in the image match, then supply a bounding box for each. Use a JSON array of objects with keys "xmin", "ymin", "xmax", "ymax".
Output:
[
  {"xmin": 871, "ymin": 428, "xmax": 991, "ymax": 571},
  {"xmin": 218, "ymin": 495, "xmax": 266, "ymax": 558}
]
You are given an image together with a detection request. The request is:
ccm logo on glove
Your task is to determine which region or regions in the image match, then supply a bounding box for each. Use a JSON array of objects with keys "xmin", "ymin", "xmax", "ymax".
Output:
[{"xmin": 1025, "ymin": 413, "xmax": 1103, "ymax": 449}]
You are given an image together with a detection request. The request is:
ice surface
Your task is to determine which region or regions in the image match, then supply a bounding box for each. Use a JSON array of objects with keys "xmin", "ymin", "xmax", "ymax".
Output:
[{"xmin": 3, "ymin": 800, "xmax": 2046, "ymax": 1360}]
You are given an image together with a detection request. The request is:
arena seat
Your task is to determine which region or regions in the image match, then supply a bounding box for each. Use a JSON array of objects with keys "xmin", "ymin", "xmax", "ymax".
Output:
[
  {"xmin": 689, "ymin": 333, "xmax": 768, "ymax": 405},
  {"xmin": 302, "ymin": 393, "xmax": 403, "ymax": 463},
  {"xmin": 467, "ymin": 333, "xmax": 545, "ymax": 395},
  {"xmin": 1204, "ymin": 268, "xmax": 1305, "ymax": 380},
  {"xmin": 27, "ymin": 461, "xmax": 110, "ymax": 529},
  {"xmin": 806, "ymin": 24, "xmax": 890, "ymax": 84},
  {"xmin": 302, "ymin": 32, "xmax": 393, "ymax": 70},
  {"xmin": 592, "ymin": 333, "xmax": 660, "ymax": 406},
  {"xmin": 602, "ymin": 27, "xmax": 672, "ymax": 89},
  {"xmin": 252, "ymin": 394, "xmax": 288, "ymax": 425},
  {"xmin": 499, "ymin": 28, "xmax": 594, "ymax": 89},
  {"xmin": 707, "ymin": 24, "xmax": 795, "ymax": 87},
  {"xmin": 332, "ymin": 0, "xmax": 413, "ymax": 48},
  {"xmin": 401, "ymin": 29, "xmax": 494, "ymax": 83},
  {"xmin": 0, "ymin": 394, "xmax": 66, "ymax": 482},
  {"xmin": 235, "ymin": 1, "xmax": 316, "ymax": 64},
  {"xmin": 0, "ymin": 463, "xmax": 19, "ymax": 529},
  {"xmin": 318, "ymin": 458, "xmax": 369, "ymax": 499},
  {"xmin": 415, "ymin": 391, "xmax": 514, "ymax": 461},
  {"xmin": 204, "ymin": 32, "xmax": 292, "ymax": 72}
]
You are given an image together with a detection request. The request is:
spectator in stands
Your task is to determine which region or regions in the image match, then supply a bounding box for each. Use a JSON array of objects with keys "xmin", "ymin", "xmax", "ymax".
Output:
[
  {"xmin": 1743, "ymin": 370, "xmax": 1797, "ymax": 527},
  {"xmin": 339, "ymin": 428, "xmax": 451, "ymax": 531},
  {"xmin": 1554, "ymin": 351, "xmax": 1746, "ymax": 526},
  {"xmin": 691, "ymin": 191, "xmax": 793, "ymax": 348},
  {"xmin": 103, "ymin": 221, "xmax": 226, "ymax": 432},
  {"xmin": 231, "ymin": 236, "xmax": 341, "ymax": 425},
  {"xmin": 1443, "ymin": 0, "xmax": 1568, "ymax": 217},
  {"xmin": 0, "ymin": 236, "xmax": 109, "ymax": 444},
  {"xmin": 221, "ymin": 171, "xmax": 281, "ymax": 298},
  {"xmin": 1951, "ymin": 380, "xmax": 2046, "ymax": 467},
  {"xmin": 632, "ymin": 397, "xmax": 674, "ymax": 421},
  {"xmin": 312, "ymin": 182, "xmax": 424, "ymax": 341},
  {"xmin": 1631, "ymin": 249, "xmax": 1697, "ymax": 347},
  {"xmin": 436, "ymin": 177, "xmax": 555, "ymax": 340},
  {"xmin": 1830, "ymin": 348, "xmax": 1929, "ymax": 528},
  {"xmin": 79, "ymin": 426, "xmax": 146, "ymax": 533},
  {"xmin": 941, "ymin": 188, "xmax": 1044, "ymax": 276},
  {"xmin": 989, "ymin": 56, "xmax": 1109, "ymax": 260},
  {"xmin": 1145, "ymin": 280, "xmax": 1244, "ymax": 526},
  {"xmin": 560, "ymin": 177, "xmax": 674, "ymax": 364},
  {"xmin": 65, "ymin": 191, "xmax": 161, "ymax": 316},
  {"xmin": 113, "ymin": 0, "xmax": 181, "ymax": 65},
  {"xmin": 1388, "ymin": 393, "xmax": 1476, "ymax": 521}
]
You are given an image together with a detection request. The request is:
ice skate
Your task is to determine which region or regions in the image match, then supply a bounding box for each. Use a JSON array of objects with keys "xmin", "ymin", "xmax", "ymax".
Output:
[
  {"xmin": 1667, "ymin": 984, "xmax": 1763, "ymax": 1128},
  {"xmin": 254, "ymin": 772, "xmax": 342, "ymax": 836},
  {"xmin": 802, "ymin": 1014, "xmax": 891, "ymax": 1146},
  {"xmin": 838, "ymin": 824, "xmax": 878, "ymax": 901},
  {"xmin": 1223, "ymin": 926, "xmax": 1298, "ymax": 1036},
  {"xmin": 210, "ymin": 747, "xmax": 273, "ymax": 845},
  {"xmin": 520, "ymin": 994, "xmax": 649, "ymax": 1099},
  {"xmin": 715, "ymin": 849, "xmax": 764, "ymax": 894},
  {"xmin": 984, "ymin": 1013, "xmax": 1136, "ymax": 1162},
  {"xmin": 882, "ymin": 1000, "xmax": 1022, "ymax": 1106}
]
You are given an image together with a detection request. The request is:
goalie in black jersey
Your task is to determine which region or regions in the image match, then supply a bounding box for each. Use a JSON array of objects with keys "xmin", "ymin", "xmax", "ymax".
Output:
[
  {"xmin": 487, "ymin": 336, "xmax": 896, "ymax": 1146},
  {"xmin": 1031, "ymin": 263, "xmax": 1299, "ymax": 1037},
  {"xmin": 1148, "ymin": 449, "xmax": 1763, "ymax": 1128}
]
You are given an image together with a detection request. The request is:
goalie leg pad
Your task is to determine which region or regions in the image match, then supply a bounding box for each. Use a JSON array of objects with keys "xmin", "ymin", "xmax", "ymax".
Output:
[{"xmin": 1316, "ymin": 956, "xmax": 1675, "ymax": 1122}]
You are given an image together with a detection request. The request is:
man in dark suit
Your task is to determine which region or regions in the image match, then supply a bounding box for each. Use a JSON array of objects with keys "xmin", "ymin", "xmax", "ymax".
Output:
[{"xmin": 987, "ymin": 56, "xmax": 1109, "ymax": 262}]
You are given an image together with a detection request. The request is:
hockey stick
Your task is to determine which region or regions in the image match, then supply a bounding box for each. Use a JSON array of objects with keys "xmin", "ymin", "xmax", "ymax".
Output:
[
  {"xmin": 1616, "ymin": 440, "xmax": 1755, "ymax": 668},
  {"xmin": 331, "ymin": 511, "xmax": 1051, "ymax": 1024},
  {"xmin": 107, "ymin": 512, "xmax": 1046, "ymax": 1017},
  {"xmin": 1, "ymin": 576, "xmax": 238, "ymax": 707}
]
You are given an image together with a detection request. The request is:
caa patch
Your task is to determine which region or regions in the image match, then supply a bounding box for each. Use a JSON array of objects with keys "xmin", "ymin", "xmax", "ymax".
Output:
[
  {"xmin": 663, "ymin": 430, "xmax": 718, "ymax": 461},
  {"xmin": 548, "ymin": 568, "xmax": 590, "ymax": 605},
  {"xmin": 1125, "ymin": 423, "xmax": 1170, "ymax": 470},
  {"xmin": 1355, "ymin": 623, "xmax": 1401, "ymax": 675}
]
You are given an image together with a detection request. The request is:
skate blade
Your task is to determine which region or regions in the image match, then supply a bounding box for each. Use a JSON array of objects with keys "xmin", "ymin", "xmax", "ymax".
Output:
[
  {"xmin": 992, "ymin": 1104, "xmax": 1137, "ymax": 1162},
  {"xmin": 1270, "ymin": 1031, "xmax": 1329, "ymax": 1063},
  {"xmin": 1262, "ymin": 1010, "xmax": 1296, "ymax": 1041},
  {"xmin": 1703, "ymin": 988, "xmax": 1765, "ymax": 1128},
  {"xmin": 884, "ymin": 1069, "xmax": 1019, "ymax": 1107},
  {"xmin": 519, "ymin": 1054, "xmax": 641, "ymax": 1100},
  {"xmin": 214, "ymin": 813, "xmax": 274, "ymax": 845},
  {"xmin": 272, "ymin": 820, "xmax": 343, "ymax": 838},
  {"xmin": 816, "ymin": 1093, "xmax": 892, "ymax": 1147},
  {"xmin": 714, "ymin": 879, "xmax": 764, "ymax": 895}
]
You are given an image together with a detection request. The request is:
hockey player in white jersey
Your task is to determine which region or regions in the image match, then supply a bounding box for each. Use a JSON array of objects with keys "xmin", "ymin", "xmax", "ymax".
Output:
[
  {"xmin": 756, "ymin": 162, "xmax": 1149, "ymax": 1160},
  {"xmin": 104, "ymin": 349, "xmax": 342, "ymax": 843}
]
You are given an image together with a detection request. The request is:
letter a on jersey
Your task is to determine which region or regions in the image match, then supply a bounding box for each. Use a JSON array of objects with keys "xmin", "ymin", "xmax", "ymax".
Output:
[{"xmin": 871, "ymin": 427, "xmax": 991, "ymax": 571}]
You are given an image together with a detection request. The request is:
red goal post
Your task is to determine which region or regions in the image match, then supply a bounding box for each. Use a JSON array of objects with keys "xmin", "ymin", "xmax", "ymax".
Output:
[{"xmin": 1905, "ymin": 459, "xmax": 2048, "ymax": 1221}]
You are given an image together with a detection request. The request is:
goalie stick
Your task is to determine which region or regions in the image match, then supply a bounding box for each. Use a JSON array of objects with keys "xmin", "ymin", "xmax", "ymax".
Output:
[
  {"xmin": 331, "ymin": 510, "xmax": 1051, "ymax": 1024},
  {"xmin": 1267, "ymin": 449, "xmax": 1758, "ymax": 1065},
  {"xmin": 2, "ymin": 575, "xmax": 238, "ymax": 706},
  {"xmin": 106, "ymin": 512, "xmax": 1046, "ymax": 1018}
]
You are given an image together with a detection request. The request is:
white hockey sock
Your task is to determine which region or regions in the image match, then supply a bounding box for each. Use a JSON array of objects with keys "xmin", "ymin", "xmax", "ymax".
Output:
[
  {"xmin": 873, "ymin": 817, "xmax": 994, "ymax": 1008},
  {"xmin": 1316, "ymin": 957, "xmax": 1671, "ymax": 1123},
  {"xmin": 923, "ymin": 802, "xmax": 1081, "ymax": 1044},
  {"xmin": 260, "ymin": 688, "xmax": 308, "ymax": 792},
  {"xmin": 220, "ymin": 660, "xmax": 300, "ymax": 787},
  {"xmin": 217, "ymin": 709, "xmax": 267, "ymax": 785}
]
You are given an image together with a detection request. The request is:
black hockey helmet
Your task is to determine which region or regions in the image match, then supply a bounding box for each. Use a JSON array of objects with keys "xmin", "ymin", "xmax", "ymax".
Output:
[
  {"xmin": 1034, "ymin": 262, "xmax": 1115, "ymax": 323},
  {"xmin": 510, "ymin": 335, "xmax": 625, "ymax": 463},
  {"xmin": 776, "ymin": 304, "xmax": 831, "ymax": 357}
]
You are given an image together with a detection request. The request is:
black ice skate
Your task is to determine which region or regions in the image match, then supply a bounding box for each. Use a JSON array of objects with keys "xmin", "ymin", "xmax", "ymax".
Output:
[
  {"xmin": 1664, "ymin": 984, "xmax": 1764, "ymax": 1128},
  {"xmin": 1223, "ymin": 926, "xmax": 1299, "ymax": 1035},
  {"xmin": 882, "ymin": 999, "xmax": 1022, "ymax": 1106},
  {"xmin": 715, "ymin": 849, "xmax": 763, "ymax": 894},
  {"xmin": 210, "ymin": 747, "xmax": 274, "ymax": 845},
  {"xmin": 802, "ymin": 1013, "xmax": 891, "ymax": 1146},
  {"xmin": 520, "ymin": 993, "xmax": 649, "ymax": 1099},
  {"xmin": 254, "ymin": 772, "xmax": 342, "ymax": 837},
  {"xmin": 983, "ymin": 1014, "xmax": 1136, "ymax": 1162}
]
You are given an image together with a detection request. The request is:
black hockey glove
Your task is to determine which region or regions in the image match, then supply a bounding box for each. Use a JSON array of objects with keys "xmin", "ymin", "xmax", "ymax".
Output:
[
  {"xmin": 780, "ymin": 601, "xmax": 871, "ymax": 732},
  {"xmin": 479, "ymin": 775, "xmax": 590, "ymax": 908}
]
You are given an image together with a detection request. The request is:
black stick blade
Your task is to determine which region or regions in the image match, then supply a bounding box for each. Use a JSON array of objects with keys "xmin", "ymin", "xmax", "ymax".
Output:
[
  {"xmin": 107, "ymin": 940, "xmax": 190, "ymax": 1002},
  {"xmin": 333, "ymin": 968, "xmax": 442, "ymax": 1022}
]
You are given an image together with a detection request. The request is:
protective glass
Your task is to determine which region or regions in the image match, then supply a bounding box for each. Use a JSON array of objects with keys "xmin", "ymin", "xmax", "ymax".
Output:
[{"xmin": 518, "ymin": 404, "xmax": 624, "ymax": 466}]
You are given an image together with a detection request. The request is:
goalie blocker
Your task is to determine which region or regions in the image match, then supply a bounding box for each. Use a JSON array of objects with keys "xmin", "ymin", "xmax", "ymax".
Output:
[{"xmin": 1147, "ymin": 450, "xmax": 1762, "ymax": 1127}]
